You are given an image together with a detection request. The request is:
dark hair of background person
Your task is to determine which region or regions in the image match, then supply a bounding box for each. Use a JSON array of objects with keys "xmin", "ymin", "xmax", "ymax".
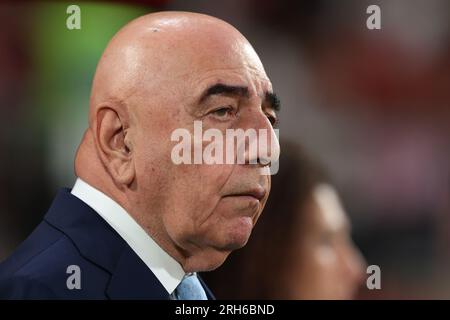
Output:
[{"xmin": 202, "ymin": 140, "xmax": 328, "ymax": 299}]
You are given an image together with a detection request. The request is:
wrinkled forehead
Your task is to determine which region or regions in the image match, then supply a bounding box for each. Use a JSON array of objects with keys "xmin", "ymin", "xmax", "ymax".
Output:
[
  {"xmin": 138, "ymin": 24, "xmax": 271, "ymax": 96},
  {"xmin": 187, "ymin": 40, "xmax": 272, "ymax": 96}
]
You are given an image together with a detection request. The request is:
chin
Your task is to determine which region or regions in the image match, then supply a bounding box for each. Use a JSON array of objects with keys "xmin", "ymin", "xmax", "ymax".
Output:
[
  {"xmin": 222, "ymin": 216, "xmax": 254, "ymax": 250},
  {"xmin": 187, "ymin": 249, "xmax": 231, "ymax": 272}
]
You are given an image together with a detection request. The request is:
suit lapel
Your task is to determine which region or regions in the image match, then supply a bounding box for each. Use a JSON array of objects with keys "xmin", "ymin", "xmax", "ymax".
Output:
[
  {"xmin": 44, "ymin": 189, "xmax": 170, "ymax": 299},
  {"xmin": 45, "ymin": 188, "xmax": 215, "ymax": 300},
  {"xmin": 198, "ymin": 274, "xmax": 216, "ymax": 300},
  {"xmin": 106, "ymin": 247, "xmax": 170, "ymax": 300}
]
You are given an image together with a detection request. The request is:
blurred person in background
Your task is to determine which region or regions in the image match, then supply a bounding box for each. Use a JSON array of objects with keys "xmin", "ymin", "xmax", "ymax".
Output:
[{"xmin": 203, "ymin": 140, "xmax": 366, "ymax": 299}]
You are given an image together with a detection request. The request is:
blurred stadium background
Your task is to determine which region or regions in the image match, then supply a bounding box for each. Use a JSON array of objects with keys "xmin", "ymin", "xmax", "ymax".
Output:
[{"xmin": 0, "ymin": 0, "xmax": 449, "ymax": 299}]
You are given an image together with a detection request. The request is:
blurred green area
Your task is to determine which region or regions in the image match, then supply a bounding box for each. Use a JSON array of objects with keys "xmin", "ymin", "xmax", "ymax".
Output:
[
  {"xmin": 33, "ymin": 1, "xmax": 147, "ymax": 123},
  {"xmin": 31, "ymin": 2, "xmax": 148, "ymax": 186}
]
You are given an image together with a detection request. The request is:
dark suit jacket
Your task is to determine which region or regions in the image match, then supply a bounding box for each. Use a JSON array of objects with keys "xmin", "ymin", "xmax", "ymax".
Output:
[{"xmin": 0, "ymin": 189, "xmax": 215, "ymax": 300}]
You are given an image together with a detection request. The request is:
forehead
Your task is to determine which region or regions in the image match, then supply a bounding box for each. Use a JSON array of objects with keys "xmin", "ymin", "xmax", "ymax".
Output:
[
  {"xmin": 170, "ymin": 32, "xmax": 272, "ymax": 97},
  {"xmin": 131, "ymin": 22, "xmax": 272, "ymax": 107}
]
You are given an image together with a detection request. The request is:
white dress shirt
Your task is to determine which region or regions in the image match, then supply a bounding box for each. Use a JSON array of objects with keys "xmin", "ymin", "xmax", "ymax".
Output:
[{"xmin": 71, "ymin": 178, "xmax": 185, "ymax": 295}]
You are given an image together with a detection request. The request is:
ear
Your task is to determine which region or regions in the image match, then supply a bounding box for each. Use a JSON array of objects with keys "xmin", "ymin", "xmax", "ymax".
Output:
[{"xmin": 94, "ymin": 105, "xmax": 135, "ymax": 187}]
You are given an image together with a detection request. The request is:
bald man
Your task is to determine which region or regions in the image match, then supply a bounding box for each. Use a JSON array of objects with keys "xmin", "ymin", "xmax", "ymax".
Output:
[{"xmin": 0, "ymin": 11, "xmax": 279, "ymax": 299}]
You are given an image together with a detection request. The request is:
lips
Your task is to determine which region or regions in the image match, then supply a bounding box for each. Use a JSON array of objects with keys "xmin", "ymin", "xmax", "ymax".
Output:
[{"xmin": 224, "ymin": 186, "xmax": 267, "ymax": 201}]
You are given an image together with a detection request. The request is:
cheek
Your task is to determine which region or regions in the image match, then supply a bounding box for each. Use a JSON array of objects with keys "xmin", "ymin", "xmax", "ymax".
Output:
[
  {"xmin": 164, "ymin": 164, "xmax": 235, "ymax": 228},
  {"xmin": 189, "ymin": 195, "xmax": 262, "ymax": 250},
  {"xmin": 306, "ymin": 243, "xmax": 339, "ymax": 278},
  {"xmin": 316, "ymin": 245, "xmax": 338, "ymax": 266},
  {"xmin": 134, "ymin": 133, "xmax": 172, "ymax": 187},
  {"xmin": 302, "ymin": 245, "xmax": 340, "ymax": 293},
  {"xmin": 182, "ymin": 164, "xmax": 234, "ymax": 203}
]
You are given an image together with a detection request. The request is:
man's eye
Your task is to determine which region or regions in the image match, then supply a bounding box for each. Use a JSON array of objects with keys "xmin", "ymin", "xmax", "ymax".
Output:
[{"xmin": 210, "ymin": 106, "xmax": 234, "ymax": 118}]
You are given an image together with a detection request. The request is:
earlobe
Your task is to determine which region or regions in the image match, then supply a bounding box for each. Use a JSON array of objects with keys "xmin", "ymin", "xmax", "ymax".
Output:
[{"xmin": 95, "ymin": 106, "xmax": 136, "ymax": 187}]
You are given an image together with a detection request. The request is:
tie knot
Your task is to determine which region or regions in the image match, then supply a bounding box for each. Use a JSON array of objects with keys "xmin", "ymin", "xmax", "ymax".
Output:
[{"xmin": 174, "ymin": 274, "xmax": 207, "ymax": 300}]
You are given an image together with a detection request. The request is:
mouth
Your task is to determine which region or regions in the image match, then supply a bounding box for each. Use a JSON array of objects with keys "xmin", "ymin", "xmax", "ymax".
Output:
[{"xmin": 224, "ymin": 187, "xmax": 266, "ymax": 201}]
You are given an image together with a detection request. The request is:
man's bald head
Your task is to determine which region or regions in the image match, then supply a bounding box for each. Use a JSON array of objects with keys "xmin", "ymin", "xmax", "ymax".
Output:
[
  {"xmin": 88, "ymin": 11, "xmax": 265, "ymax": 123},
  {"xmin": 75, "ymin": 11, "xmax": 278, "ymax": 273}
]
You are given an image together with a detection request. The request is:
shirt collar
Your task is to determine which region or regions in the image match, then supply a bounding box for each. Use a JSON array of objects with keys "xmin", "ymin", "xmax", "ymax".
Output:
[{"xmin": 71, "ymin": 178, "xmax": 185, "ymax": 294}]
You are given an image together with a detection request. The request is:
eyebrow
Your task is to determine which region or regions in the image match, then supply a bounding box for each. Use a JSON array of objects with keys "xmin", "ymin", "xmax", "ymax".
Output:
[
  {"xmin": 265, "ymin": 92, "xmax": 281, "ymax": 112},
  {"xmin": 199, "ymin": 83, "xmax": 249, "ymax": 103},
  {"xmin": 199, "ymin": 83, "xmax": 281, "ymax": 112}
]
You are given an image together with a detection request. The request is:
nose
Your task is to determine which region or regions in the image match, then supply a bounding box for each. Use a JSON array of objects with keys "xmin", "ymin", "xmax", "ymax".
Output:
[
  {"xmin": 343, "ymin": 242, "xmax": 367, "ymax": 290},
  {"xmin": 237, "ymin": 108, "xmax": 280, "ymax": 168}
]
